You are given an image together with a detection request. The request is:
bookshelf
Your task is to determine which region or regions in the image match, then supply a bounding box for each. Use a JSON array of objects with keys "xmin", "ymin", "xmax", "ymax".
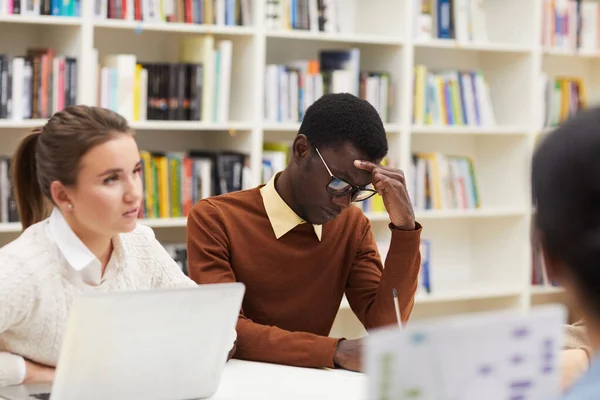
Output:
[{"xmin": 0, "ymin": 0, "xmax": 587, "ymax": 340}]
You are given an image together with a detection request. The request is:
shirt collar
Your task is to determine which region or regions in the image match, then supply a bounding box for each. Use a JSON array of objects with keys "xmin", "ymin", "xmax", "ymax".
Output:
[
  {"xmin": 46, "ymin": 207, "xmax": 127, "ymax": 272},
  {"xmin": 260, "ymin": 174, "xmax": 322, "ymax": 241}
]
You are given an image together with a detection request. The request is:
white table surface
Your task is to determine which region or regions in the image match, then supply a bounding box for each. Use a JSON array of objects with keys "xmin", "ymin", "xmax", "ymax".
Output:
[
  {"xmin": 211, "ymin": 360, "xmax": 368, "ymax": 400},
  {"xmin": 0, "ymin": 360, "xmax": 367, "ymax": 400}
]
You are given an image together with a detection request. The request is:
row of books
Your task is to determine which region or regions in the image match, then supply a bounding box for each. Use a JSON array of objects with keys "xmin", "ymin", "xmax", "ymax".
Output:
[
  {"xmin": 541, "ymin": 0, "xmax": 600, "ymax": 52},
  {"xmin": 414, "ymin": 0, "xmax": 487, "ymax": 42},
  {"xmin": 266, "ymin": 0, "xmax": 338, "ymax": 32},
  {"xmin": 0, "ymin": 0, "xmax": 78, "ymax": 16},
  {"xmin": 264, "ymin": 48, "xmax": 390, "ymax": 123},
  {"xmin": 95, "ymin": 36, "xmax": 231, "ymax": 123},
  {"xmin": 409, "ymin": 152, "xmax": 479, "ymax": 211},
  {"xmin": 412, "ymin": 65, "xmax": 495, "ymax": 127},
  {"xmin": 0, "ymin": 150, "xmax": 253, "ymax": 224},
  {"xmin": 94, "ymin": 0, "xmax": 252, "ymax": 25},
  {"xmin": 264, "ymin": 64, "xmax": 390, "ymax": 124},
  {"xmin": 138, "ymin": 150, "xmax": 251, "ymax": 220},
  {"xmin": 541, "ymin": 74, "xmax": 587, "ymax": 129},
  {"xmin": 0, "ymin": 51, "xmax": 78, "ymax": 120}
]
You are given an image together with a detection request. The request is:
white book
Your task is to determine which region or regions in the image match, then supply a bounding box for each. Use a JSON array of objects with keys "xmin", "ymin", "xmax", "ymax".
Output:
[
  {"xmin": 139, "ymin": 68, "xmax": 148, "ymax": 121},
  {"xmin": 313, "ymin": 73, "xmax": 323, "ymax": 102},
  {"xmin": 22, "ymin": 62, "xmax": 32, "ymax": 119},
  {"xmin": 11, "ymin": 57, "xmax": 24, "ymax": 121},
  {"xmin": 469, "ymin": 0, "xmax": 488, "ymax": 42},
  {"xmin": 580, "ymin": 2, "xmax": 598, "ymax": 51},
  {"xmin": 100, "ymin": 67, "xmax": 110, "ymax": 109},
  {"xmin": 264, "ymin": 64, "xmax": 279, "ymax": 121},
  {"xmin": 308, "ymin": 0, "xmax": 319, "ymax": 31},
  {"xmin": 288, "ymin": 70, "xmax": 299, "ymax": 123},
  {"xmin": 102, "ymin": 54, "xmax": 137, "ymax": 121},
  {"xmin": 179, "ymin": 35, "xmax": 215, "ymax": 122},
  {"xmin": 278, "ymin": 67, "xmax": 289, "ymax": 122},
  {"xmin": 460, "ymin": 72, "xmax": 476, "ymax": 126},
  {"xmin": 415, "ymin": 157, "xmax": 427, "ymax": 211},
  {"xmin": 216, "ymin": 40, "xmax": 232, "ymax": 122},
  {"xmin": 453, "ymin": 0, "xmax": 470, "ymax": 42}
]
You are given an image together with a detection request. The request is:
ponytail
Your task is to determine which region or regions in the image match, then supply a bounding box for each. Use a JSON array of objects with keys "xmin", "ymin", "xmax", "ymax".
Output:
[{"xmin": 11, "ymin": 128, "xmax": 48, "ymax": 230}]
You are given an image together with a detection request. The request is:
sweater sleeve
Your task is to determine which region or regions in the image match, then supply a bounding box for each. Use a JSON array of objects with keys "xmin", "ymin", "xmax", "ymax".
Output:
[
  {"xmin": 0, "ymin": 259, "xmax": 33, "ymax": 387},
  {"xmin": 186, "ymin": 201, "xmax": 340, "ymax": 369},
  {"xmin": 564, "ymin": 319, "xmax": 591, "ymax": 356},
  {"xmin": 344, "ymin": 220, "xmax": 422, "ymax": 329}
]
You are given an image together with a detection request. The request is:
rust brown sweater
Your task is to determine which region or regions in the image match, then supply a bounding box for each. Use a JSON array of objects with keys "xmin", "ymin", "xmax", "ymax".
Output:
[{"xmin": 186, "ymin": 187, "xmax": 422, "ymax": 368}]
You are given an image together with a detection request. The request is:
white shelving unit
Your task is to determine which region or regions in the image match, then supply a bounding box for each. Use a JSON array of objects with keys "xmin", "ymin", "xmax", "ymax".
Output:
[{"xmin": 0, "ymin": 0, "xmax": 576, "ymax": 340}]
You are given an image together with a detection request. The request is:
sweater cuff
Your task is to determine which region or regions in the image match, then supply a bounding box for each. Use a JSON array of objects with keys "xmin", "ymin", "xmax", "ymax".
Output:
[
  {"xmin": 312, "ymin": 336, "xmax": 342, "ymax": 369},
  {"xmin": 389, "ymin": 222, "xmax": 422, "ymax": 247},
  {"xmin": 0, "ymin": 352, "xmax": 26, "ymax": 387}
]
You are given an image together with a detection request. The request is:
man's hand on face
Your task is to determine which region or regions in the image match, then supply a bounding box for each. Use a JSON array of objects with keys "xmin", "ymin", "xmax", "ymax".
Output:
[{"xmin": 354, "ymin": 160, "xmax": 415, "ymax": 230}]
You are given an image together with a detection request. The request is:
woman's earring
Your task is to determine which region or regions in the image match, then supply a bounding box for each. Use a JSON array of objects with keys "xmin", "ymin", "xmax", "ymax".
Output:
[{"xmin": 67, "ymin": 203, "xmax": 73, "ymax": 210}]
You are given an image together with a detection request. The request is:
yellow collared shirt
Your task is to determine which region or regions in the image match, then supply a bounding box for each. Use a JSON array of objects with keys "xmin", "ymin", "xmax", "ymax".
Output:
[{"xmin": 260, "ymin": 174, "xmax": 322, "ymax": 241}]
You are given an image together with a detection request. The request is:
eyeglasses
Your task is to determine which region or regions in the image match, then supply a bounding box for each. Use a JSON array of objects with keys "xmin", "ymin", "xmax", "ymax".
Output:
[{"xmin": 315, "ymin": 148, "xmax": 377, "ymax": 202}]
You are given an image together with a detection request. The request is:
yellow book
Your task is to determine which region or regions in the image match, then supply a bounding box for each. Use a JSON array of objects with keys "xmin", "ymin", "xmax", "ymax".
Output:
[
  {"xmin": 154, "ymin": 155, "xmax": 170, "ymax": 219},
  {"xmin": 204, "ymin": 0, "xmax": 213, "ymax": 24},
  {"xmin": 574, "ymin": 77, "xmax": 587, "ymax": 110},
  {"xmin": 435, "ymin": 76, "xmax": 446, "ymax": 125},
  {"xmin": 169, "ymin": 155, "xmax": 182, "ymax": 218},
  {"xmin": 133, "ymin": 64, "xmax": 142, "ymax": 121},
  {"xmin": 413, "ymin": 65, "xmax": 428, "ymax": 125},
  {"xmin": 370, "ymin": 159, "xmax": 388, "ymax": 213},
  {"xmin": 450, "ymin": 73, "xmax": 464, "ymax": 125},
  {"xmin": 559, "ymin": 78, "xmax": 570, "ymax": 122}
]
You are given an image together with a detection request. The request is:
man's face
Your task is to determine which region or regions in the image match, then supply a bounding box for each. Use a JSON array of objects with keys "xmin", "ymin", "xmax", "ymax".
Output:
[{"xmin": 292, "ymin": 140, "xmax": 379, "ymax": 225}]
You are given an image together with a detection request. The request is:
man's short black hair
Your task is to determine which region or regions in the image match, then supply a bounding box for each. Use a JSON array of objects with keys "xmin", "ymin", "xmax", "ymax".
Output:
[{"xmin": 298, "ymin": 93, "xmax": 388, "ymax": 161}]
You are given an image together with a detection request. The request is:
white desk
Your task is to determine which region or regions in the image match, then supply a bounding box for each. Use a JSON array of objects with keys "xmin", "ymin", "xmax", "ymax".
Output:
[
  {"xmin": 0, "ymin": 361, "xmax": 367, "ymax": 400},
  {"xmin": 211, "ymin": 360, "xmax": 367, "ymax": 400}
]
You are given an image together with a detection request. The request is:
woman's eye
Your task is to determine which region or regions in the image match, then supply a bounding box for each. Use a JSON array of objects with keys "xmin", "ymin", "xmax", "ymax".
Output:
[{"xmin": 104, "ymin": 175, "xmax": 118, "ymax": 184}]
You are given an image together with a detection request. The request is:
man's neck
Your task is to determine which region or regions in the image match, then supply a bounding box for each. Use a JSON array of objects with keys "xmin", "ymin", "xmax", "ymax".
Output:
[{"xmin": 274, "ymin": 169, "xmax": 303, "ymax": 218}]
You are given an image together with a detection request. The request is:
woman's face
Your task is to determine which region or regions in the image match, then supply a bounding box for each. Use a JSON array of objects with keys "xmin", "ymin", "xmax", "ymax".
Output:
[{"xmin": 64, "ymin": 134, "xmax": 143, "ymax": 238}]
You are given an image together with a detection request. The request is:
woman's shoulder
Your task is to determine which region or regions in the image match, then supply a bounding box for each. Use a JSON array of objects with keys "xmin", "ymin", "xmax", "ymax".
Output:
[{"xmin": 0, "ymin": 221, "xmax": 54, "ymax": 290}]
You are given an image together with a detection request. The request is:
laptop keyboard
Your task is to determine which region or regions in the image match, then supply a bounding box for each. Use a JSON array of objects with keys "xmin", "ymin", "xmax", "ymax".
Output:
[{"xmin": 31, "ymin": 394, "xmax": 51, "ymax": 400}]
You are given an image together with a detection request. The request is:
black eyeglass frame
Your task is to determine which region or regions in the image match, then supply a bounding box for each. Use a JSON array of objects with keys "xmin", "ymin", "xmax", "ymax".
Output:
[{"xmin": 315, "ymin": 147, "xmax": 378, "ymax": 203}]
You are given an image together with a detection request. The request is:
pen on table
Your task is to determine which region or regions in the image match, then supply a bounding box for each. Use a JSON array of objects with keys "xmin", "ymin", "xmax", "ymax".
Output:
[{"xmin": 392, "ymin": 288, "xmax": 403, "ymax": 329}]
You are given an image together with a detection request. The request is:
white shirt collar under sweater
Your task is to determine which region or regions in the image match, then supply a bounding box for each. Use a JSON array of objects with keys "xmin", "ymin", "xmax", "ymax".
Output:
[{"xmin": 46, "ymin": 208, "xmax": 122, "ymax": 286}]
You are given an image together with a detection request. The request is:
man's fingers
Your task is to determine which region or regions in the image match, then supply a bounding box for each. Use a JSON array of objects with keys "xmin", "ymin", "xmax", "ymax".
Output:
[
  {"xmin": 373, "ymin": 170, "xmax": 405, "ymax": 186},
  {"xmin": 354, "ymin": 160, "xmax": 378, "ymax": 171}
]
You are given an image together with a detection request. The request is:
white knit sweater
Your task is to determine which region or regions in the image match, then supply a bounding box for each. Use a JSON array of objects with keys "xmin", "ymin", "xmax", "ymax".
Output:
[{"xmin": 0, "ymin": 217, "xmax": 205, "ymax": 387}]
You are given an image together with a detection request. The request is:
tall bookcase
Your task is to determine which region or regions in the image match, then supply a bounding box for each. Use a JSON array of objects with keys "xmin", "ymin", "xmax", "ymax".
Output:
[{"xmin": 0, "ymin": 0, "xmax": 592, "ymax": 339}]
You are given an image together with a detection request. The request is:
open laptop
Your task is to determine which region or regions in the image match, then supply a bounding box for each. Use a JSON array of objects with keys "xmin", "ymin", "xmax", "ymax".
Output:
[{"xmin": 0, "ymin": 282, "xmax": 245, "ymax": 400}]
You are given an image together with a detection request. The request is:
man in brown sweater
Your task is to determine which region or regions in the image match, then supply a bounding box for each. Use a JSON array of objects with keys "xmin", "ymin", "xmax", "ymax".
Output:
[{"xmin": 186, "ymin": 93, "xmax": 422, "ymax": 371}]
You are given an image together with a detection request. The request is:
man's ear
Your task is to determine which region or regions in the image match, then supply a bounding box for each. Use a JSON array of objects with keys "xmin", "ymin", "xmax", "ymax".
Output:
[{"xmin": 291, "ymin": 134, "xmax": 311, "ymax": 165}]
